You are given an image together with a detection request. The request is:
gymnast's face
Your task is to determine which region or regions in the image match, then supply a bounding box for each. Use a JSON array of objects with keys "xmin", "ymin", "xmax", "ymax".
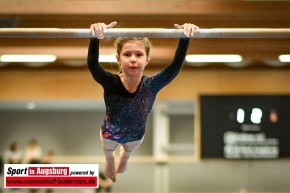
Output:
[{"xmin": 117, "ymin": 40, "xmax": 150, "ymax": 77}]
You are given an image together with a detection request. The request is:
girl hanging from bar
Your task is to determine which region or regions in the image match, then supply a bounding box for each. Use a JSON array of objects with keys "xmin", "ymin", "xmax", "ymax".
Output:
[{"xmin": 87, "ymin": 21, "xmax": 199, "ymax": 182}]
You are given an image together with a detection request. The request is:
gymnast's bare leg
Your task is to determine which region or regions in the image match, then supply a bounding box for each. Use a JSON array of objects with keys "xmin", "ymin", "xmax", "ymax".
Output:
[
  {"xmin": 100, "ymin": 130, "xmax": 118, "ymax": 182},
  {"xmin": 116, "ymin": 137, "xmax": 144, "ymax": 173}
]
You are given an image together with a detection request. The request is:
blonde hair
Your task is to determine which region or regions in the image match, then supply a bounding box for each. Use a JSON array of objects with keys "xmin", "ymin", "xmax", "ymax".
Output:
[{"xmin": 114, "ymin": 37, "xmax": 153, "ymax": 56}]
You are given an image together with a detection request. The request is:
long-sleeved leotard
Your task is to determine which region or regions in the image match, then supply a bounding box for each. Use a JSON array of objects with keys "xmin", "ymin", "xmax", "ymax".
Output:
[{"xmin": 87, "ymin": 38, "xmax": 190, "ymax": 144}]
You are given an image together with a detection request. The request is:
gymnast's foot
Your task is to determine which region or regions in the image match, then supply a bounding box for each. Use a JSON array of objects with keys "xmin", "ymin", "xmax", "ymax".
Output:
[
  {"xmin": 116, "ymin": 146, "xmax": 129, "ymax": 173},
  {"xmin": 105, "ymin": 160, "xmax": 116, "ymax": 182}
]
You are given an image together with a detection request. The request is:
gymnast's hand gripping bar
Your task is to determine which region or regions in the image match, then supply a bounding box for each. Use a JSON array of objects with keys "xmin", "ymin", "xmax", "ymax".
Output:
[{"xmin": 0, "ymin": 28, "xmax": 290, "ymax": 38}]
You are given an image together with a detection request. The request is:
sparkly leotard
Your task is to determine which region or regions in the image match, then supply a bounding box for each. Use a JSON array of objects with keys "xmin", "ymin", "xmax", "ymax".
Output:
[{"xmin": 87, "ymin": 38, "xmax": 190, "ymax": 144}]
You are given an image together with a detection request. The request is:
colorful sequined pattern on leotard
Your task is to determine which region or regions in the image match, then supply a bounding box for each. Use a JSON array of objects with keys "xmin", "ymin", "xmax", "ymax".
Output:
[{"xmin": 87, "ymin": 38, "xmax": 190, "ymax": 143}]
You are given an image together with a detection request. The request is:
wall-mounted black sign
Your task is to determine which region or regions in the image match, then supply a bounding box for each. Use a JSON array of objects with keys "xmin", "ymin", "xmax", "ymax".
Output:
[{"xmin": 200, "ymin": 95, "xmax": 290, "ymax": 159}]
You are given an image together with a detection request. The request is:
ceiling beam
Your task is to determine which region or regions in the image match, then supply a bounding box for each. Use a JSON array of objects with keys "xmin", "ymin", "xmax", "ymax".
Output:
[{"xmin": 0, "ymin": 0, "xmax": 290, "ymax": 15}]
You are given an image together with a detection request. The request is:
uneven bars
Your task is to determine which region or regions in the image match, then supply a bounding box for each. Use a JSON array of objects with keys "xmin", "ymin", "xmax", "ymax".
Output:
[{"xmin": 0, "ymin": 28, "xmax": 290, "ymax": 38}]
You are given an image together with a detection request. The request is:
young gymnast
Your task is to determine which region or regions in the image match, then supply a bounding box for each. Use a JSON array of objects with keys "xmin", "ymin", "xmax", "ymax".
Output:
[{"xmin": 88, "ymin": 21, "xmax": 199, "ymax": 182}]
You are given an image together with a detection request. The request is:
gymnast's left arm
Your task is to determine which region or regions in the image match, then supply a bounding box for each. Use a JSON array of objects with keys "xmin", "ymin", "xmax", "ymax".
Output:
[
  {"xmin": 150, "ymin": 23, "xmax": 199, "ymax": 92},
  {"xmin": 169, "ymin": 23, "xmax": 199, "ymax": 71},
  {"xmin": 165, "ymin": 23, "xmax": 199, "ymax": 72}
]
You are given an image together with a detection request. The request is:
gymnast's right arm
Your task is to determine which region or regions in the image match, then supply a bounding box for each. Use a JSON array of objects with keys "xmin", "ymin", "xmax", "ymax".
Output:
[
  {"xmin": 87, "ymin": 22, "xmax": 117, "ymax": 87},
  {"xmin": 87, "ymin": 38, "xmax": 108, "ymax": 84}
]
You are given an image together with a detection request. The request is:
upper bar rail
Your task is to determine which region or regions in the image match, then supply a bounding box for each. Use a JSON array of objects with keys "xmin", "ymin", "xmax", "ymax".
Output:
[{"xmin": 0, "ymin": 28, "xmax": 290, "ymax": 38}]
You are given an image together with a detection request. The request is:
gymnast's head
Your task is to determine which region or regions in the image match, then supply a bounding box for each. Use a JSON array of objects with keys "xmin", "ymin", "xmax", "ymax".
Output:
[
  {"xmin": 114, "ymin": 37, "xmax": 152, "ymax": 57},
  {"xmin": 114, "ymin": 37, "xmax": 152, "ymax": 73}
]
